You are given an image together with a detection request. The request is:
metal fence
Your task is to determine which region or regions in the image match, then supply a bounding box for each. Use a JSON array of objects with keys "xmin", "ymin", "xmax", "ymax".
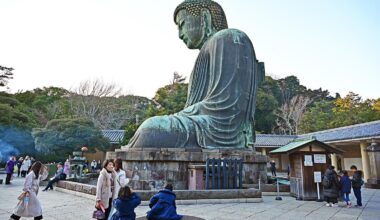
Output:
[
  {"xmin": 290, "ymin": 177, "xmax": 303, "ymax": 200},
  {"xmin": 205, "ymin": 158, "xmax": 243, "ymax": 189}
]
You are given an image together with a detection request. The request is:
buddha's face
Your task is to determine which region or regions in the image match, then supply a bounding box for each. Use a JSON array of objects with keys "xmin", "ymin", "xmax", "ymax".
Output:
[{"xmin": 176, "ymin": 10, "xmax": 208, "ymax": 49}]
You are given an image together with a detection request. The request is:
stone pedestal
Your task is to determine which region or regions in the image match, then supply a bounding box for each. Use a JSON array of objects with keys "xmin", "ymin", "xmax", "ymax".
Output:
[
  {"xmin": 367, "ymin": 151, "xmax": 380, "ymax": 189},
  {"xmin": 106, "ymin": 148, "xmax": 267, "ymax": 190}
]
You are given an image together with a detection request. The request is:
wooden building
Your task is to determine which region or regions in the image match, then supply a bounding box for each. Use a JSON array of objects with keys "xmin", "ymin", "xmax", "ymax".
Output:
[
  {"xmin": 255, "ymin": 120, "xmax": 380, "ymax": 189},
  {"xmin": 270, "ymin": 138, "xmax": 343, "ymax": 200}
]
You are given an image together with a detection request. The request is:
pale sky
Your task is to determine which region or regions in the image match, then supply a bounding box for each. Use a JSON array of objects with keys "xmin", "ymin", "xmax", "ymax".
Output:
[{"xmin": 1, "ymin": 0, "xmax": 379, "ymax": 99}]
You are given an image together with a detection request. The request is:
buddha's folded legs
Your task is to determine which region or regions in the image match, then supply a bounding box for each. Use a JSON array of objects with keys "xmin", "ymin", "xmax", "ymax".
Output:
[{"xmin": 127, "ymin": 115, "xmax": 199, "ymax": 148}]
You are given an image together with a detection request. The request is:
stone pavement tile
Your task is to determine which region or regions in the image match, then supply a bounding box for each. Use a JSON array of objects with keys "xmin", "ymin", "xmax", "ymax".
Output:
[
  {"xmin": 247, "ymin": 213, "xmax": 297, "ymax": 220},
  {"xmin": 2, "ymin": 174, "xmax": 380, "ymax": 220},
  {"xmin": 293, "ymin": 206, "xmax": 320, "ymax": 212},
  {"xmin": 330, "ymin": 214, "xmax": 359, "ymax": 220},
  {"xmin": 306, "ymin": 215, "xmax": 334, "ymax": 220},
  {"xmin": 336, "ymin": 207, "xmax": 362, "ymax": 216},
  {"xmin": 279, "ymin": 210, "xmax": 310, "ymax": 218},
  {"xmin": 245, "ymin": 210, "xmax": 284, "ymax": 219},
  {"xmin": 209, "ymin": 213, "xmax": 244, "ymax": 220},
  {"xmin": 358, "ymin": 216, "xmax": 380, "ymax": 220},
  {"xmin": 0, "ymin": 212, "xmax": 12, "ymax": 220},
  {"xmin": 190, "ymin": 211, "xmax": 229, "ymax": 219}
]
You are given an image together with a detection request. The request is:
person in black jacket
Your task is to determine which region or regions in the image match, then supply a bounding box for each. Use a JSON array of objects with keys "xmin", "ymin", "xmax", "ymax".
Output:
[
  {"xmin": 270, "ymin": 160, "xmax": 277, "ymax": 177},
  {"xmin": 16, "ymin": 157, "xmax": 23, "ymax": 177},
  {"xmin": 350, "ymin": 165, "xmax": 363, "ymax": 207},
  {"xmin": 323, "ymin": 165, "xmax": 341, "ymax": 207}
]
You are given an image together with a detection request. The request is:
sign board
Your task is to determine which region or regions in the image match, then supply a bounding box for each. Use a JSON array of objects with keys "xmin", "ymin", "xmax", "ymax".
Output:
[
  {"xmin": 314, "ymin": 171, "xmax": 322, "ymax": 183},
  {"xmin": 304, "ymin": 155, "xmax": 313, "ymax": 166},
  {"xmin": 314, "ymin": 154, "xmax": 326, "ymax": 164}
]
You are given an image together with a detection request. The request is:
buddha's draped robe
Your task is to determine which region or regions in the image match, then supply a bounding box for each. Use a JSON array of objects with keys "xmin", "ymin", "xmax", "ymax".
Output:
[{"xmin": 126, "ymin": 29, "xmax": 263, "ymax": 149}]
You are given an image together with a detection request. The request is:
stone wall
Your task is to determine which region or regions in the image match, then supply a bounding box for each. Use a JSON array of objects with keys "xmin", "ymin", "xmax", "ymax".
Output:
[
  {"xmin": 107, "ymin": 148, "xmax": 268, "ymax": 190},
  {"xmin": 56, "ymin": 180, "xmax": 262, "ymax": 201},
  {"xmin": 57, "ymin": 181, "xmax": 96, "ymax": 195}
]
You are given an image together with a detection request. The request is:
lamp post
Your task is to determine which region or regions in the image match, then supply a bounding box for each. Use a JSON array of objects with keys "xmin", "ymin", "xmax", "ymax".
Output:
[{"xmin": 367, "ymin": 140, "xmax": 380, "ymax": 152}]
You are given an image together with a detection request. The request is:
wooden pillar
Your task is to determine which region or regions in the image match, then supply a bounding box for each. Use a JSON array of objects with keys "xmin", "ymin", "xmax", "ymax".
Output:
[{"xmin": 360, "ymin": 141, "xmax": 370, "ymax": 182}]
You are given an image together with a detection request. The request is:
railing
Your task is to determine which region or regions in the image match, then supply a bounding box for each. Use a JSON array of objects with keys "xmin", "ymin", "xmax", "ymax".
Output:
[{"xmin": 205, "ymin": 158, "xmax": 243, "ymax": 189}]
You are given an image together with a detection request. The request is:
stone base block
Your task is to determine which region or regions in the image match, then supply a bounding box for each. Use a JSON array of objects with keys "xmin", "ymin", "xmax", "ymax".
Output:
[
  {"xmin": 57, "ymin": 180, "xmax": 262, "ymax": 200},
  {"xmin": 107, "ymin": 148, "xmax": 268, "ymax": 190}
]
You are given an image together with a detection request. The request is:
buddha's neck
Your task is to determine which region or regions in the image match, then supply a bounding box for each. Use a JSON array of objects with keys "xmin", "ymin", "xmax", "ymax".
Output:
[{"xmin": 198, "ymin": 29, "xmax": 218, "ymax": 50}]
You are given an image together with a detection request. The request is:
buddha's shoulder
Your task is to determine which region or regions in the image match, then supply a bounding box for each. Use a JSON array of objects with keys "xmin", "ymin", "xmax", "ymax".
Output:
[{"xmin": 212, "ymin": 28, "xmax": 250, "ymax": 42}]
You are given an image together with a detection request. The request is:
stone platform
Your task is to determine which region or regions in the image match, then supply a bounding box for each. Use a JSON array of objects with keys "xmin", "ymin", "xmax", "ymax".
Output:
[
  {"xmin": 106, "ymin": 148, "xmax": 268, "ymax": 190},
  {"xmin": 56, "ymin": 180, "xmax": 262, "ymax": 201},
  {"xmin": 2, "ymin": 175, "xmax": 380, "ymax": 220}
]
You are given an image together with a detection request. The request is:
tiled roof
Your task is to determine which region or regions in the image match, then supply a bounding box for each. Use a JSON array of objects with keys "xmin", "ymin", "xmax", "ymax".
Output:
[
  {"xmin": 102, "ymin": 130, "xmax": 125, "ymax": 144},
  {"xmin": 255, "ymin": 120, "xmax": 380, "ymax": 147},
  {"xmin": 254, "ymin": 134, "xmax": 297, "ymax": 147},
  {"xmin": 298, "ymin": 120, "xmax": 380, "ymax": 142}
]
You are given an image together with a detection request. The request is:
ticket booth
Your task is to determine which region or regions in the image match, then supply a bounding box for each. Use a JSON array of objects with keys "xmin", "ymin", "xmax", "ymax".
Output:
[{"xmin": 270, "ymin": 137, "xmax": 343, "ymax": 200}]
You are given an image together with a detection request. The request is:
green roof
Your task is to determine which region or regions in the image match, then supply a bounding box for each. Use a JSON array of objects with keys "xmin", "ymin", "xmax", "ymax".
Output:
[
  {"xmin": 270, "ymin": 139, "xmax": 314, "ymax": 154},
  {"xmin": 269, "ymin": 137, "xmax": 344, "ymax": 154}
]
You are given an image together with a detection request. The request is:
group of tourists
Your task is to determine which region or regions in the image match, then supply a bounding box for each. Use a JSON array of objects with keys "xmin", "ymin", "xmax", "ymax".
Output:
[
  {"xmin": 5, "ymin": 155, "xmax": 35, "ymax": 185},
  {"xmin": 95, "ymin": 159, "xmax": 182, "ymax": 220},
  {"xmin": 6, "ymin": 155, "xmax": 366, "ymax": 219},
  {"xmin": 323, "ymin": 165, "xmax": 364, "ymax": 208}
]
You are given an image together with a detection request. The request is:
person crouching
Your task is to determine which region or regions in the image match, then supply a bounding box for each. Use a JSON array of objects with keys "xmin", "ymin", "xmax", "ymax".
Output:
[
  {"xmin": 146, "ymin": 182, "xmax": 182, "ymax": 220},
  {"xmin": 109, "ymin": 186, "xmax": 141, "ymax": 220}
]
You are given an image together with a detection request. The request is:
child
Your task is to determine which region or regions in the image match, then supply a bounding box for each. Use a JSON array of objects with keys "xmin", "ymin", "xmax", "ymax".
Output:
[
  {"xmin": 110, "ymin": 186, "xmax": 141, "ymax": 220},
  {"xmin": 340, "ymin": 170, "xmax": 352, "ymax": 207}
]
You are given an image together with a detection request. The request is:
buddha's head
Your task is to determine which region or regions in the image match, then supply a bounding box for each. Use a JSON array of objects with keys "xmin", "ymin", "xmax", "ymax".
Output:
[{"xmin": 174, "ymin": 0, "xmax": 228, "ymax": 49}]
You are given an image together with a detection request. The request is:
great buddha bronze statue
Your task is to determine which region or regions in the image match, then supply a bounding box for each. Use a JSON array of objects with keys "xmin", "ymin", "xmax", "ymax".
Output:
[{"xmin": 126, "ymin": 0, "xmax": 264, "ymax": 149}]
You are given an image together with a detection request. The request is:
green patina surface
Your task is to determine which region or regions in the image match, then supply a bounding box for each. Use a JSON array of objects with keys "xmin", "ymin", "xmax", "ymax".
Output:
[{"xmin": 126, "ymin": 0, "xmax": 264, "ymax": 149}]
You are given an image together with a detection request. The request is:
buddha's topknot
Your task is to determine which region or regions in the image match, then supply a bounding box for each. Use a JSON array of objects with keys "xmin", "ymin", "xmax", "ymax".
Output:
[{"xmin": 174, "ymin": 0, "xmax": 228, "ymax": 31}]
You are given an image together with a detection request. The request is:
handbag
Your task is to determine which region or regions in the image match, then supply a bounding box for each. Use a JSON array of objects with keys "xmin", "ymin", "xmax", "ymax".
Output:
[
  {"xmin": 93, "ymin": 203, "xmax": 106, "ymax": 219},
  {"xmin": 93, "ymin": 209, "xmax": 105, "ymax": 219}
]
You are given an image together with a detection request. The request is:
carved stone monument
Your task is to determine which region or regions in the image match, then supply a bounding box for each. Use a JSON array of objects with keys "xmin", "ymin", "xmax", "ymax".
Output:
[{"xmin": 109, "ymin": 0, "xmax": 267, "ymax": 190}]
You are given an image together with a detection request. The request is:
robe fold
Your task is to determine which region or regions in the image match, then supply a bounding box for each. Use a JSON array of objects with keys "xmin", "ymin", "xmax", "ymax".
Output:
[{"xmin": 127, "ymin": 28, "xmax": 263, "ymax": 149}]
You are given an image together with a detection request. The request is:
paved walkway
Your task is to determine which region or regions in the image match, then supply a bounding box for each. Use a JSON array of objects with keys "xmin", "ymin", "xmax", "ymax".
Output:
[{"xmin": 1, "ymin": 175, "xmax": 379, "ymax": 220}]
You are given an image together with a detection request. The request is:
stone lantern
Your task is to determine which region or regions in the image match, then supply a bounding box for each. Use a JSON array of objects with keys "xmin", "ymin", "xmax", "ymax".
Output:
[{"xmin": 366, "ymin": 140, "xmax": 380, "ymax": 188}]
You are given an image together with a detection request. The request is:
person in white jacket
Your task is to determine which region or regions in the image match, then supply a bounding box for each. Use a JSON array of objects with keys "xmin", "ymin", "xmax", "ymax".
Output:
[
  {"xmin": 113, "ymin": 158, "xmax": 129, "ymax": 200},
  {"xmin": 20, "ymin": 156, "xmax": 31, "ymax": 178},
  {"xmin": 91, "ymin": 160, "xmax": 97, "ymax": 173},
  {"xmin": 95, "ymin": 159, "xmax": 117, "ymax": 219},
  {"xmin": 10, "ymin": 161, "xmax": 48, "ymax": 220}
]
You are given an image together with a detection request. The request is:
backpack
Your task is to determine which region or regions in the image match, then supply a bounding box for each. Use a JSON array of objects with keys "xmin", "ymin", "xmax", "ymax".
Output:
[
  {"xmin": 352, "ymin": 177, "xmax": 364, "ymax": 188},
  {"xmin": 322, "ymin": 175, "xmax": 331, "ymax": 188}
]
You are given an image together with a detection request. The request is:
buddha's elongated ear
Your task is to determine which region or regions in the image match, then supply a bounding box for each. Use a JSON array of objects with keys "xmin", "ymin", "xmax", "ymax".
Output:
[{"xmin": 201, "ymin": 9, "xmax": 214, "ymax": 37}]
